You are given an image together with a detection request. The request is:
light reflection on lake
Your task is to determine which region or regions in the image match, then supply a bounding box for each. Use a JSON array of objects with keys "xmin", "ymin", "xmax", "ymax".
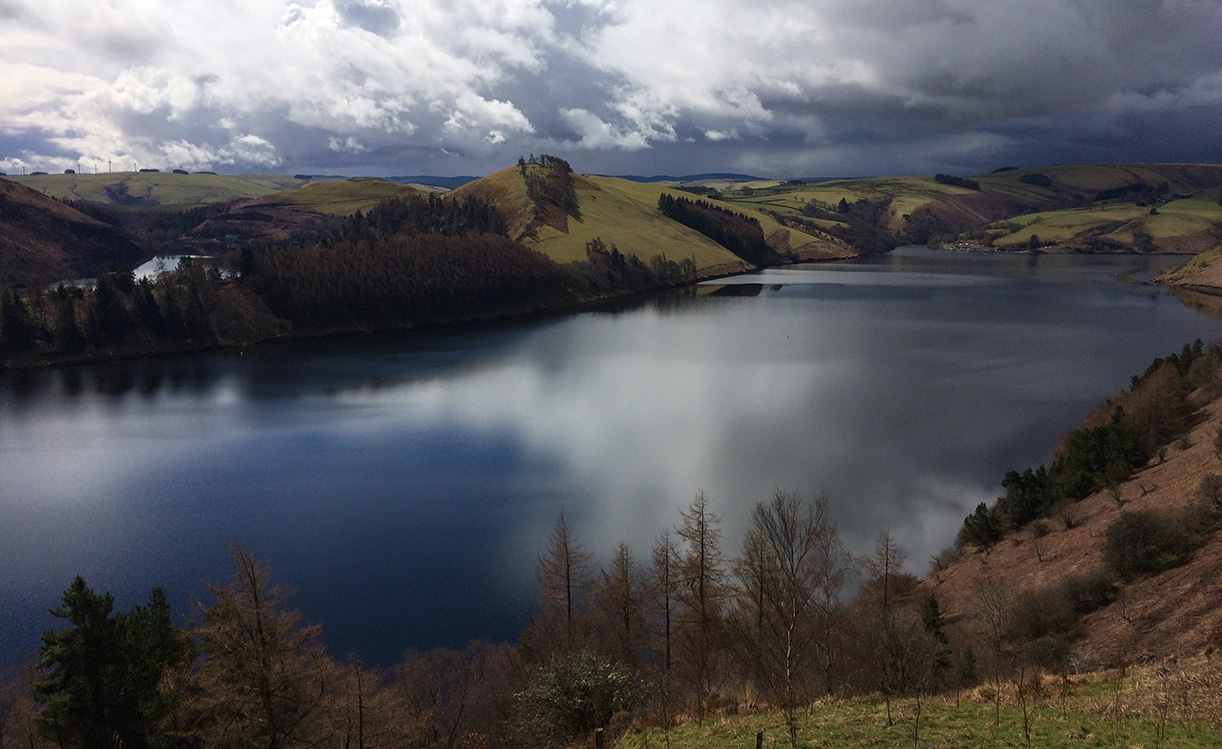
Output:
[{"xmin": 3, "ymin": 248, "xmax": 1220, "ymax": 666}]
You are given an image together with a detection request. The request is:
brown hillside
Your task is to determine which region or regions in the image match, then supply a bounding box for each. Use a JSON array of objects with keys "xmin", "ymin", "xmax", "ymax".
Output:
[
  {"xmin": 921, "ymin": 389, "xmax": 1222, "ymax": 671},
  {"xmin": 0, "ymin": 178, "xmax": 147, "ymax": 287},
  {"xmin": 187, "ymin": 178, "xmax": 423, "ymax": 247}
]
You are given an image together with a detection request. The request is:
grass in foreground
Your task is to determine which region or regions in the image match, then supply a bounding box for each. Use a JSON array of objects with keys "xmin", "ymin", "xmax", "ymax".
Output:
[{"xmin": 613, "ymin": 660, "xmax": 1222, "ymax": 748}]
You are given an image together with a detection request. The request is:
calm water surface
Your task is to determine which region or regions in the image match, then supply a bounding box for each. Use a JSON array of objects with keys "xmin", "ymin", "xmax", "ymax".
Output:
[{"xmin": 4, "ymin": 248, "xmax": 1221, "ymax": 666}]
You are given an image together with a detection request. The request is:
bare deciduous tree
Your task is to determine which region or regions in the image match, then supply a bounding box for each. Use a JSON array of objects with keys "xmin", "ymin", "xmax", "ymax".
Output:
[
  {"xmin": 593, "ymin": 542, "xmax": 644, "ymax": 664},
  {"xmin": 191, "ymin": 544, "xmax": 330, "ymax": 749},
  {"xmin": 676, "ymin": 490, "xmax": 727, "ymax": 723},
  {"xmin": 732, "ymin": 489, "xmax": 846, "ymax": 746},
  {"xmin": 536, "ymin": 513, "xmax": 593, "ymax": 651}
]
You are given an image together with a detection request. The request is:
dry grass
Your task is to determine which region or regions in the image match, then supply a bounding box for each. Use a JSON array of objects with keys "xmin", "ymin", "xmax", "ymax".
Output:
[
  {"xmin": 921, "ymin": 391, "xmax": 1222, "ymax": 673},
  {"xmin": 610, "ymin": 660, "xmax": 1222, "ymax": 748}
]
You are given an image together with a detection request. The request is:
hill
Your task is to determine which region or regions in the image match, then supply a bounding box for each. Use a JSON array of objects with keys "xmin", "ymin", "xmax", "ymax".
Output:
[
  {"xmin": 450, "ymin": 162, "xmax": 856, "ymax": 277},
  {"xmin": 4, "ymin": 171, "xmax": 308, "ymax": 206},
  {"xmin": 918, "ymin": 348, "xmax": 1222, "ymax": 673},
  {"xmin": 184, "ymin": 178, "xmax": 426, "ymax": 248},
  {"xmin": 712, "ymin": 163, "xmax": 1222, "ymax": 253},
  {"xmin": 0, "ymin": 179, "xmax": 147, "ymax": 286}
]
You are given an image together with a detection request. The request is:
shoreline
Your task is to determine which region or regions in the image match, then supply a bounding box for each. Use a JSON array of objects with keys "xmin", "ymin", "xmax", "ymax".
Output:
[
  {"xmin": 0, "ymin": 247, "xmax": 1193, "ymax": 373},
  {"xmin": 0, "ymin": 258, "xmax": 764, "ymax": 373}
]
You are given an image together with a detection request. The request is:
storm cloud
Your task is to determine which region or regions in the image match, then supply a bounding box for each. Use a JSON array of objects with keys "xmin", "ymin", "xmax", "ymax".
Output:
[{"xmin": 2, "ymin": 0, "xmax": 1220, "ymax": 177}]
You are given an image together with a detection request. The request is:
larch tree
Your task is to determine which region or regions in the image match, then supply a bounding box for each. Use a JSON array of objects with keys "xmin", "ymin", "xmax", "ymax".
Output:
[
  {"xmin": 861, "ymin": 531, "xmax": 908, "ymax": 726},
  {"xmin": 191, "ymin": 544, "xmax": 329, "ymax": 749},
  {"xmin": 593, "ymin": 543, "xmax": 643, "ymax": 664},
  {"xmin": 676, "ymin": 489, "xmax": 727, "ymax": 722},
  {"xmin": 536, "ymin": 513, "xmax": 593, "ymax": 651},
  {"xmin": 644, "ymin": 529, "xmax": 682, "ymax": 737}
]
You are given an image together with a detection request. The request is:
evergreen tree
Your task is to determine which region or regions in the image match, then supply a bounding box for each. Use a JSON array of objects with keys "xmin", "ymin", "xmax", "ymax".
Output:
[{"xmin": 32, "ymin": 577, "xmax": 191, "ymax": 749}]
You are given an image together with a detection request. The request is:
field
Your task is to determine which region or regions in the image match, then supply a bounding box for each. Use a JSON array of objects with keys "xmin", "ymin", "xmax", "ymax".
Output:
[
  {"xmin": 6, "ymin": 171, "xmax": 308, "ymax": 205},
  {"xmin": 242, "ymin": 177, "xmax": 424, "ymax": 215},
  {"xmin": 720, "ymin": 175, "xmax": 973, "ymax": 227},
  {"xmin": 989, "ymin": 199, "xmax": 1222, "ymax": 247},
  {"xmin": 615, "ymin": 659, "xmax": 1222, "ymax": 748}
]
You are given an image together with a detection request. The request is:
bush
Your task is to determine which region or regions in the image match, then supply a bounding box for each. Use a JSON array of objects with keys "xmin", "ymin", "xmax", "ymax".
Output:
[
  {"xmin": 1193, "ymin": 474, "xmax": 1222, "ymax": 530},
  {"xmin": 1058, "ymin": 571, "xmax": 1115, "ymax": 617},
  {"xmin": 510, "ymin": 651, "xmax": 639, "ymax": 745},
  {"xmin": 1008, "ymin": 585, "xmax": 1075, "ymax": 641},
  {"xmin": 1023, "ymin": 637, "xmax": 1073, "ymax": 672},
  {"xmin": 1103, "ymin": 510, "xmax": 1190, "ymax": 581}
]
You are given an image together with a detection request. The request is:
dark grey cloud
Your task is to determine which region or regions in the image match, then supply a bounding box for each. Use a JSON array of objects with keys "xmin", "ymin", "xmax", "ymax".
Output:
[{"xmin": 2, "ymin": 0, "xmax": 1220, "ymax": 177}]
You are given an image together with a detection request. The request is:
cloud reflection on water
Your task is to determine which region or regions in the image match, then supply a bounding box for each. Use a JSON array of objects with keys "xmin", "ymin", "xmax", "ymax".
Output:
[{"xmin": 4, "ymin": 249, "xmax": 1222, "ymax": 666}]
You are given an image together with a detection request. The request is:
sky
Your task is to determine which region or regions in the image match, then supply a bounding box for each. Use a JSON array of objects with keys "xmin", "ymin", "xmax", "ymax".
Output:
[{"xmin": 2, "ymin": 0, "xmax": 1221, "ymax": 179}]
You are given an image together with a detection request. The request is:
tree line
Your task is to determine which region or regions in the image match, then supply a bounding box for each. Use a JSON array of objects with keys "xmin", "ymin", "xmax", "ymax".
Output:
[
  {"xmin": 656, "ymin": 193, "xmax": 778, "ymax": 266},
  {"xmin": 1, "ymin": 181, "xmax": 735, "ymax": 368},
  {"xmin": 0, "ymin": 261, "xmax": 285, "ymax": 363},
  {"xmin": 1, "ymin": 491, "xmax": 964, "ymax": 749},
  {"xmin": 10, "ymin": 438, "xmax": 1222, "ymax": 748}
]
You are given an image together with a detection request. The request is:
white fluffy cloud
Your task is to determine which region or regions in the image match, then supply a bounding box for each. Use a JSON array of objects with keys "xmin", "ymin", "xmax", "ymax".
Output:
[{"xmin": 2, "ymin": 0, "xmax": 1220, "ymax": 176}]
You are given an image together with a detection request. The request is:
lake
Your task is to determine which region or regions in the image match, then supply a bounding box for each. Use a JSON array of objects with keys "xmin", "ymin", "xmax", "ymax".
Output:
[{"xmin": 3, "ymin": 247, "xmax": 1222, "ymax": 667}]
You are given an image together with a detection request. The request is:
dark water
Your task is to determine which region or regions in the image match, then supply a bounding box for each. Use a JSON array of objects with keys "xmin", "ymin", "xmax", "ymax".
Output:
[{"xmin": 3, "ymin": 248, "xmax": 1221, "ymax": 667}]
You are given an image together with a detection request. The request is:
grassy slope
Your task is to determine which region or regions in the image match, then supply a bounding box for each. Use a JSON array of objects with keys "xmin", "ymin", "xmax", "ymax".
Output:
[
  {"xmin": 980, "ymin": 166, "xmax": 1222, "ymax": 250},
  {"xmin": 615, "ymin": 659, "xmax": 1222, "ymax": 748},
  {"xmin": 452, "ymin": 167, "xmax": 856, "ymax": 276},
  {"xmin": 6, "ymin": 172, "xmax": 307, "ymax": 205},
  {"xmin": 693, "ymin": 164, "xmax": 1222, "ymax": 253},
  {"xmin": 723, "ymin": 175, "xmax": 975, "ymax": 230},
  {"xmin": 242, "ymin": 177, "xmax": 424, "ymax": 215},
  {"xmin": 182, "ymin": 178, "xmax": 426, "ymax": 245}
]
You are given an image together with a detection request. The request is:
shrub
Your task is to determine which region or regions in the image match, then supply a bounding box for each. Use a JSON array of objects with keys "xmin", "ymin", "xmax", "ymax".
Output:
[
  {"xmin": 1058, "ymin": 571, "xmax": 1115, "ymax": 617},
  {"xmin": 511, "ymin": 651, "xmax": 639, "ymax": 745},
  {"xmin": 1023, "ymin": 637, "xmax": 1073, "ymax": 672},
  {"xmin": 1008, "ymin": 585, "xmax": 1075, "ymax": 641},
  {"xmin": 928, "ymin": 545, "xmax": 961, "ymax": 575},
  {"xmin": 1103, "ymin": 510, "xmax": 1190, "ymax": 581},
  {"xmin": 1184, "ymin": 473, "xmax": 1222, "ymax": 537}
]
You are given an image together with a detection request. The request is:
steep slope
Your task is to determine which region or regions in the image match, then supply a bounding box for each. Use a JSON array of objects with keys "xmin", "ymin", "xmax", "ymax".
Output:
[
  {"xmin": 919, "ymin": 378, "xmax": 1222, "ymax": 671},
  {"xmin": 0, "ymin": 178, "xmax": 147, "ymax": 286}
]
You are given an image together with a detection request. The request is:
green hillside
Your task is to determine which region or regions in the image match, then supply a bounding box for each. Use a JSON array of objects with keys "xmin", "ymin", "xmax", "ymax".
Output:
[
  {"xmin": 696, "ymin": 163, "xmax": 1222, "ymax": 253},
  {"xmin": 6, "ymin": 171, "xmax": 308, "ymax": 206},
  {"xmin": 451, "ymin": 165, "xmax": 856, "ymax": 277},
  {"xmin": 234, "ymin": 177, "xmax": 424, "ymax": 215}
]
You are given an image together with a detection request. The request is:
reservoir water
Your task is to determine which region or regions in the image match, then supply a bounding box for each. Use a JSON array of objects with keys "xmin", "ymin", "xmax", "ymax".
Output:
[{"xmin": 4, "ymin": 247, "xmax": 1222, "ymax": 667}]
